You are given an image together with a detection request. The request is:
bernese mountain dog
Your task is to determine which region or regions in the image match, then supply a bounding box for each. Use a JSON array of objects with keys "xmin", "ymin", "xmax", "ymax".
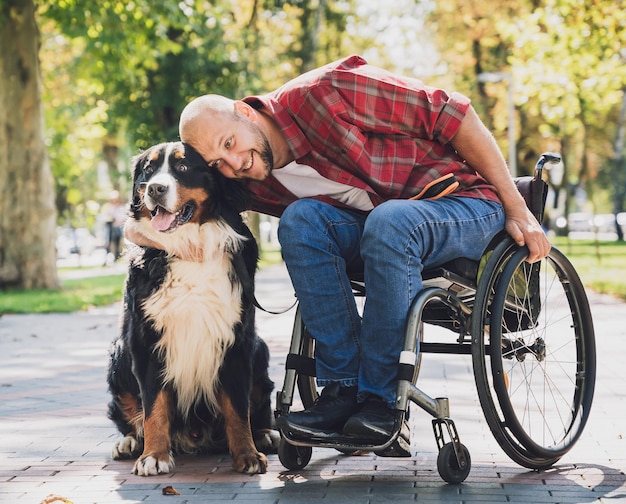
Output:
[{"xmin": 107, "ymin": 141, "xmax": 278, "ymax": 476}]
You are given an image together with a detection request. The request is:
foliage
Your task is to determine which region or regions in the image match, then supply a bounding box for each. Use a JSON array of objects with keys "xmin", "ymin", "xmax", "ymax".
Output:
[
  {"xmin": 37, "ymin": 0, "xmax": 358, "ymax": 227},
  {"xmin": 22, "ymin": 0, "xmax": 626, "ymax": 232},
  {"xmin": 506, "ymin": 1, "xmax": 626, "ymax": 202},
  {"xmin": 426, "ymin": 0, "xmax": 626, "ymax": 217}
]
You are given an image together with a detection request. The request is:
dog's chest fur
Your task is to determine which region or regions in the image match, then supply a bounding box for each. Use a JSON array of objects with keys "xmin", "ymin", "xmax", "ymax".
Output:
[{"xmin": 141, "ymin": 222, "xmax": 245, "ymax": 418}]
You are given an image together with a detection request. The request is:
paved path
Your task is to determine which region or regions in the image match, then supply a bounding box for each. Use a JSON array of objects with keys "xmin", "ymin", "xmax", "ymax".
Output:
[{"xmin": 1, "ymin": 263, "xmax": 625, "ymax": 503}]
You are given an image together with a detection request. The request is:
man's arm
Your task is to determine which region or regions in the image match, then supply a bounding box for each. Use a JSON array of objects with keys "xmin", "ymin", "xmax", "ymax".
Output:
[{"xmin": 450, "ymin": 105, "xmax": 551, "ymax": 263}]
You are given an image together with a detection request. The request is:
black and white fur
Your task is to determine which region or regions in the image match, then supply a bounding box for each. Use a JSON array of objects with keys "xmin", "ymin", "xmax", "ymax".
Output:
[{"xmin": 107, "ymin": 142, "xmax": 278, "ymax": 476}]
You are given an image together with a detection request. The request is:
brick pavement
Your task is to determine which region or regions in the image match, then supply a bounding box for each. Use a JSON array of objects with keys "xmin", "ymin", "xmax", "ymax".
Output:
[{"xmin": 1, "ymin": 262, "xmax": 625, "ymax": 503}]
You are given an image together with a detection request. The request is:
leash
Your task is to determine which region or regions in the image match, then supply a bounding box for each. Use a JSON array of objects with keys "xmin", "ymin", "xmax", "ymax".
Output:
[
  {"xmin": 254, "ymin": 297, "xmax": 298, "ymax": 315},
  {"xmin": 232, "ymin": 253, "xmax": 297, "ymax": 315}
]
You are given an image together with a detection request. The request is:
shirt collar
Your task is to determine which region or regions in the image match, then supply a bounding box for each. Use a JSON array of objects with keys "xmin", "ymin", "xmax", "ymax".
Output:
[{"xmin": 242, "ymin": 95, "xmax": 312, "ymax": 161}]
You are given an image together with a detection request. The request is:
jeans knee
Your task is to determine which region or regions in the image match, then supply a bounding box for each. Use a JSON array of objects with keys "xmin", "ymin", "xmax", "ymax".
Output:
[
  {"xmin": 362, "ymin": 200, "xmax": 407, "ymax": 249},
  {"xmin": 278, "ymin": 199, "xmax": 323, "ymax": 247}
]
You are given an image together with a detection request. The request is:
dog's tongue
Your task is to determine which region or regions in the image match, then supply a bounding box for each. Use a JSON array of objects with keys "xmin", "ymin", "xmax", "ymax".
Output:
[{"xmin": 151, "ymin": 207, "xmax": 176, "ymax": 231}]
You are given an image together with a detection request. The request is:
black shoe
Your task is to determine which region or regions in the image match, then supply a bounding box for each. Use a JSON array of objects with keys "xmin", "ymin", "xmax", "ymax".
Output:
[
  {"xmin": 343, "ymin": 395, "xmax": 411, "ymax": 457},
  {"xmin": 276, "ymin": 383, "xmax": 358, "ymax": 437}
]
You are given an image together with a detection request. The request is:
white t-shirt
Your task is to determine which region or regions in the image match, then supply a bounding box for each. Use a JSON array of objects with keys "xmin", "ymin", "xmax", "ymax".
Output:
[{"xmin": 272, "ymin": 161, "xmax": 374, "ymax": 211}]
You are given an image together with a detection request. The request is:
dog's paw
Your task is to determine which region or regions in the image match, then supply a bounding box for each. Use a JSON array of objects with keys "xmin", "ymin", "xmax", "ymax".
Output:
[
  {"xmin": 232, "ymin": 449, "xmax": 268, "ymax": 475},
  {"xmin": 112, "ymin": 435, "xmax": 142, "ymax": 460},
  {"xmin": 132, "ymin": 452, "xmax": 174, "ymax": 476},
  {"xmin": 254, "ymin": 428, "xmax": 280, "ymax": 454}
]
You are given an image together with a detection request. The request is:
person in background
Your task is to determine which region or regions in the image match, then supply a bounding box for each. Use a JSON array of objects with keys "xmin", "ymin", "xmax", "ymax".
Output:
[{"xmin": 102, "ymin": 190, "xmax": 126, "ymax": 265}]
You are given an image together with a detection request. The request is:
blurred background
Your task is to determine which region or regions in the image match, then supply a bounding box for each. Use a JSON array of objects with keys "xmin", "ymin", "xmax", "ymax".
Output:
[{"xmin": 1, "ymin": 0, "xmax": 625, "ymax": 298}]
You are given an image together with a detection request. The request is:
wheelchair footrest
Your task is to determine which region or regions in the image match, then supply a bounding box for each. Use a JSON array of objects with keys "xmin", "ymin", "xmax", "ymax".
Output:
[{"xmin": 278, "ymin": 413, "xmax": 410, "ymax": 456}]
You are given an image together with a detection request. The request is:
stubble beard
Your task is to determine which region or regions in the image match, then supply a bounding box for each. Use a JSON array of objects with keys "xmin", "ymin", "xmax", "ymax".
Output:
[{"xmin": 257, "ymin": 132, "xmax": 274, "ymax": 180}]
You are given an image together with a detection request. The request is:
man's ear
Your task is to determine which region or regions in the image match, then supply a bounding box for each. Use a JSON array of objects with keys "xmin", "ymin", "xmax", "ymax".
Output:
[{"xmin": 233, "ymin": 100, "xmax": 258, "ymax": 121}]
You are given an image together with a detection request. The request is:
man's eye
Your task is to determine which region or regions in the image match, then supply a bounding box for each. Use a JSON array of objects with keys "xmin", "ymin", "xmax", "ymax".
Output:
[
  {"xmin": 210, "ymin": 160, "xmax": 221, "ymax": 169},
  {"xmin": 225, "ymin": 137, "xmax": 232, "ymax": 149}
]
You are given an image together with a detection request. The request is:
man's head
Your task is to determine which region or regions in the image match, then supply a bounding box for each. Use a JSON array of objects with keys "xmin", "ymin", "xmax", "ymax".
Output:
[{"xmin": 179, "ymin": 95, "xmax": 274, "ymax": 181}]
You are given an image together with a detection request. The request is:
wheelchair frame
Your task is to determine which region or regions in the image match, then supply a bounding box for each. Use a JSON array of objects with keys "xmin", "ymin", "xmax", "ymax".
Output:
[{"xmin": 274, "ymin": 153, "xmax": 597, "ymax": 483}]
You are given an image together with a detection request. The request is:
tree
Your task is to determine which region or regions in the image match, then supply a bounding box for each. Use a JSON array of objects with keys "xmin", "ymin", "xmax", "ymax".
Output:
[
  {"xmin": 427, "ymin": 0, "xmax": 626, "ymax": 224},
  {"xmin": 0, "ymin": 0, "xmax": 59, "ymax": 289},
  {"xmin": 506, "ymin": 0, "xmax": 626, "ymax": 223},
  {"xmin": 41, "ymin": 0, "xmax": 359, "ymax": 227}
]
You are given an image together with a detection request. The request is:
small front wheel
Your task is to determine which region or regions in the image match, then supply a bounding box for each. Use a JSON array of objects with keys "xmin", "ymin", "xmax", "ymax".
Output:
[
  {"xmin": 278, "ymin": 438, "xmax": 312, "ymax": 470},
  {"xmin": 437, "ymin": 442, "xmax": 471, "ymax": 484}
]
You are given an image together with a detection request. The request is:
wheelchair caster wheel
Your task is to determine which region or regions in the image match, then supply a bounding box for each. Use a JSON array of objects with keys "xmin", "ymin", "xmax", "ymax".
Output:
[
  {"xmin": 437, "ymin": 442, "xmax": 471, "ymax": 484},
  {"xmin": 278, "ymin": 438, "xmax": 312, "ymax": 470}
]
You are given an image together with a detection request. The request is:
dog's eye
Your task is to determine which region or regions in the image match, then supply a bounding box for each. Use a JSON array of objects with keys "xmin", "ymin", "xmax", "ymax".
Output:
[
  {"xmin": 144, "ymin": 163, "xmax": 154, "ymax": 174},
  {"xmin": 177, "ymin": 163, "xmax": 188, "ymax": 173}
]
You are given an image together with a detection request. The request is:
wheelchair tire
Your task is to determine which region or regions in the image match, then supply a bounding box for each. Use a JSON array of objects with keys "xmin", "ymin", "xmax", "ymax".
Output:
[
  {"xmin": 436, "ymin": 442, "xmax": 471, "ymax": 484},
  {"xmin": 278, "ymin": 438, "xmax": 312, "ymax": 470},
  {"xmin": 472, "ymin": 242, "xmax": 596, "ymax": 469},
  {"xmin": 296, "ymin": 323, "xmax": 318, "ymax": 409}
]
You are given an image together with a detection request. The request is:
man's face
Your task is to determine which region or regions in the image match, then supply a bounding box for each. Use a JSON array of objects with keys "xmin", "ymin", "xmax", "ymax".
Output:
[{"xmin": 191, "ymin": 113, "xmax": 274, "ymax": 181}]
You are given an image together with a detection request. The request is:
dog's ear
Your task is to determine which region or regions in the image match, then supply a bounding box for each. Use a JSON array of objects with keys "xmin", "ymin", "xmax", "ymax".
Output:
[
  {"xmin": 213, "ymin": 174, "xmax": 252, "ymax": 236},
  {"xmin": 130, "ymin": 153, "xmax": 141, "ymax": 178},
  {"xmin": 217, "ymin": 175, "xmax": 251, "ymax": 215},
  {"xmin": 131, "ymin": 148, "xmax": 149, "ymax": 180}
]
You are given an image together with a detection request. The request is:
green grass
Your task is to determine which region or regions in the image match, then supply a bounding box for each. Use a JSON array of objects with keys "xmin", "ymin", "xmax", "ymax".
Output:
[
  {"xmin": 0, "ymin": 274, "xmax": 126, "ymax": 314},
  {"xmin": 550, "ymin": 237, "xmax": 626, "ymax": 301},
  {"xmin": 1, "ymin": 240, "xmax": 623, "ymax": 314}
]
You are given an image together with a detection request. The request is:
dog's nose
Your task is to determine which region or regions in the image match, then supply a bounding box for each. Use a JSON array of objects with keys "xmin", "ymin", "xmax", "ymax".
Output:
[{"xmin": 147, "ymin": 182, "xmax": 168, "ymax": 199}]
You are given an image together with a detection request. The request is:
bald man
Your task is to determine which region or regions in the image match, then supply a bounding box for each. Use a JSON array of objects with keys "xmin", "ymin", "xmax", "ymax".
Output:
[{"xmin": 164, "ymin": 56, "xmax": 549, "ymax": 453}]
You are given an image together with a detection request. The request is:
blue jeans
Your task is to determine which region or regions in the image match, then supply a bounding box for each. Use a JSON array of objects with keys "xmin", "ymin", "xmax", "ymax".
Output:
[{"xmin": 278, "ymin": 197, "xmax": 505, "ymax": 407}]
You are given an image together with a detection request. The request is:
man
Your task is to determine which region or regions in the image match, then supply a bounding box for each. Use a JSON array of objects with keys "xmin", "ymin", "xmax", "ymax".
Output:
[{"xmin": 158, "ymin": 55, "xmax": 550, "ymax": 453}]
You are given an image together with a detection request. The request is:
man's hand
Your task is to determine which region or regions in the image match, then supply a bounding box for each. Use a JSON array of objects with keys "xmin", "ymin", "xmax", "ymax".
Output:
[
  {"xmin": 123, "ymin": 218, "xmax": 205, "ymax": 262},
  {"xmin": 504, "ymin": 206, "xmax": 551, "ymax": 263},
  {"xmin": 124, "ymin": 219, "xmax": 163, "ymax": 249}
]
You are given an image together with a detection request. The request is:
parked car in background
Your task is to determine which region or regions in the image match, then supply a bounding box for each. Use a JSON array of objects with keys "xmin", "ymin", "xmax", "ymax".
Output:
[
  {"xmin": 554, "ymin": 212, "xmax": 621, "ymax": 240},
  {"xmin": 567, "ymin": 213, "xmax": 594, "ymax": 233},
  {"xmin": 593, "ymin": 214, "xmax": 617, "ymax": 233}
]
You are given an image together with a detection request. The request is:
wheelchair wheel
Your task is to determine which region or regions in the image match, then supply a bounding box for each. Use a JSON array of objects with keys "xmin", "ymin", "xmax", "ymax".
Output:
[
  {"xmin": 437, "ymin": 442, "xmax": 471, "ymax": 484},
  {"xmin": 294, "ymin": 309, "xmax": 318, "ymax": 409},
  {"xmin": 278, "ymin": 437, "xmax": 312, "ymax": 470},
  {"xmin": 472, "ymin": 243, "xmax": 596, "ymax": 469}
]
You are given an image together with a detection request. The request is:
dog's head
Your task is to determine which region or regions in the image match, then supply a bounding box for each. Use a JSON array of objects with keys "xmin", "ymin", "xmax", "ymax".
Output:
[{"xmin": 127, "ymin": 141, "xmax": 249, "ymax": 259}]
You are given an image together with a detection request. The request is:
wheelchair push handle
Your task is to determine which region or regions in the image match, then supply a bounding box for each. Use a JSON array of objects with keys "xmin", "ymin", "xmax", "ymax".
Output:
[
  {"xmin": 534, "ymin": 152, "xmax": 561, "ymax": 180},
  {"xmin": 529, "ymin": 152, "xmax": 561, "ymax": 222}
]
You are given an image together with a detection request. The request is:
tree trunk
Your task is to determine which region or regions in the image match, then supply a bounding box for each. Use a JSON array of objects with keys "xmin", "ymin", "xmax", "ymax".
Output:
[{"xmin": 0, "ymin": 0, "xmax": 60, "ymax": 289}]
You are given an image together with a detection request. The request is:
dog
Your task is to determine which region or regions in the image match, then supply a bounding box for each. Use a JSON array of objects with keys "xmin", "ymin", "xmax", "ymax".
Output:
[{"xmin": 107, "ymin": 141, "xmax": 279, "ymax": 476}]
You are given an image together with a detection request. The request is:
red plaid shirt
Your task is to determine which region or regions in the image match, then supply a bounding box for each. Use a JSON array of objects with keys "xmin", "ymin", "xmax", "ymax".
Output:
[{"xmin": 242, "ymin": 55, "xmax": 500, "ymax": 216}]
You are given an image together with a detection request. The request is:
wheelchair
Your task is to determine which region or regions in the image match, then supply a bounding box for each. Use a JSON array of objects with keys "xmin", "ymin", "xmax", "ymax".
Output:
[{"xmin": 274, "ymin": 153, "xmax": 596, "ymax": 484}]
